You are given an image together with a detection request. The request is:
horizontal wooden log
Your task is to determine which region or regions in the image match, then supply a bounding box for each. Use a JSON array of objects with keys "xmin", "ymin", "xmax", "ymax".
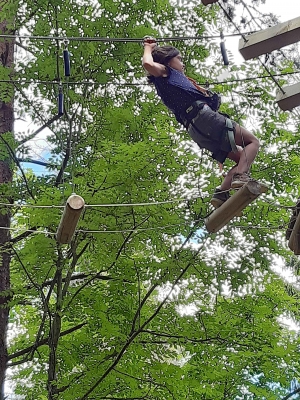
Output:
[
  {"xmin": 56, "ymin": 194, "xmax": 85, "ymax": 244},
  {"xmin": 205, "ymin": 181, "xmax": 268, "ymax": 233},
  {"xmin": 239, "ymin": 16, "xmax": 300, "ymax": 60},
  {"xmin": 276, "ymin": 82, "xmax": 300, "ymax": 111}
]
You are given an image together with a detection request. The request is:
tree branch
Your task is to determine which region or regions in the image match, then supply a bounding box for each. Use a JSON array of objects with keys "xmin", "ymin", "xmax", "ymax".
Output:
[
  {"xmin": 281, "ymin": 387, "xmax": 300, "ymax": 400},
  {"xmin": 8, "ymin": 322, "xmax": 87, "ymax": 364},
  {"xmin": 140, "ymin": 329, "xmax": 227, "ymax": 344},
  {"xmin": 129, "ymin": 216, "xmax": 202, "ymax": 336},
  {"xmin": 10, "ymin": 226, "xmax": 38, "ymax": 244},
  {"xmin": 65, "ymin": 215, "xmax": 150, "ymax": 309},
  {"xmin": 79, "ymin": 235, "xmax": 208, "ymax": 399},
  {"xmin": 0, "ymin": 134, "xmax": 35, "ymax": 199},
  {"xmin": 14, "ymin": 80, "xmax": 61, "ymax": 144}
]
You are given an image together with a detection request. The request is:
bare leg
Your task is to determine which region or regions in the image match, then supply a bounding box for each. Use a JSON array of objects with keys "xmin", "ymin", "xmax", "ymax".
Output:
[
  {"xmin": 220, "ymin": 125, "xmax": 259, "ymax": 191},
  {"xmin": 233, "ymin": 124, "xmax": 260, "ymax": 173}
]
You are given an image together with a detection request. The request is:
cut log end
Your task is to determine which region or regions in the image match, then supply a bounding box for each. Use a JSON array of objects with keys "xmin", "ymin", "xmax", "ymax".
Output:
[{"xmin": 67, "ymin": 194, "xmax": 85, "ymax": 210}]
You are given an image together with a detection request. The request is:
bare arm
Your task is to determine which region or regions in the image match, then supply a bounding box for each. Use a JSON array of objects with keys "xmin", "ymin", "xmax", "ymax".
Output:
[{"xmin": 142, "ymin": 42, "xmax": 167, "ymax": 77}]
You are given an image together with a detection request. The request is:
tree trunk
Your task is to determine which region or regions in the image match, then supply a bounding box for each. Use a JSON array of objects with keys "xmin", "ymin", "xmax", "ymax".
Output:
[{"xmin": 0, "ymin": 12, "xmax": 15, "ymax": 400}]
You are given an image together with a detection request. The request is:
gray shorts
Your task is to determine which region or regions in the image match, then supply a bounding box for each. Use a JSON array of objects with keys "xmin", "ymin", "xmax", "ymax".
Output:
[{"xmin": 187, "ymin": 104, "xmax": 236, "ymax": 163}]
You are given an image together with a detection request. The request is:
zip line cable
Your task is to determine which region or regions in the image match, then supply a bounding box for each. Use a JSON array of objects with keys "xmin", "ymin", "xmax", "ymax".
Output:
[
  {"xmin": 0, "ymin": 198, "xmax": 193, "ymax": 209},
  {"xmin": 0, "ymin": 221, "xmax": 198, "ymax": 235},
  {"xmin": 0, "ymin": 221, "xmax": 288, "ymax": 236},
  {"xmin": 0, "ymin": 197, "xmax": 294, "ymax": 210},
  {"xmin": 2, "ymin": 33, "xmax": 259, "ymax": 42},
  {"xmin": 3, "ymin": 71, "xmax": 299, "ymax": 88}
]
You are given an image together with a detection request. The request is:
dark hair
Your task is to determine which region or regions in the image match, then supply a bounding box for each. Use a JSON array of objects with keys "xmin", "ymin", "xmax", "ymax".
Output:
[
  {"xmin": 151, "ymin": 46, "xmax": 180, "ymax": 66},
  {"xmin": 146, "ymin": 46, "xmax": 180, "ymax": 83}
]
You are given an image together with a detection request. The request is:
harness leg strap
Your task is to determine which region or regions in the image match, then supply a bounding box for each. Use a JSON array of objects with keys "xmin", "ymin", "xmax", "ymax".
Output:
[{"xmin": 225, "ymin": 118, "xmax": 238, "ymax": 153}]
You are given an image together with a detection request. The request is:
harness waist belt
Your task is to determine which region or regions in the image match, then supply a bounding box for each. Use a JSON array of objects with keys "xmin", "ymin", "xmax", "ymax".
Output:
[{"xmin": 181, "ymin": 101, "xmax": 207, "ymax": 128}]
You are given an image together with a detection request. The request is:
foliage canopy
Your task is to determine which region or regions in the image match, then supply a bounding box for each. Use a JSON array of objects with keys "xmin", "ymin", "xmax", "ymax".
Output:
[{"xmin": 2, "ymin": 0, "xmax": 300, "ymax": 399}]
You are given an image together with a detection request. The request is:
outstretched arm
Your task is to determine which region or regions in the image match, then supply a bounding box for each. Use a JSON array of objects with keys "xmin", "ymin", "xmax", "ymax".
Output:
[{"xmin": 142, "ymin": 41, "xmax": 167, "ymax": 77}]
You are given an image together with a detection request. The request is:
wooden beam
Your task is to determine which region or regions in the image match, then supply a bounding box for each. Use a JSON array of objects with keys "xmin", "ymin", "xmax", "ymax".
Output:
[
  {"xmin": 56, "ymin": 194, "xmax": 85, "ymax": 244},
  {"xmin": 288, "ymin": 204, "xmax": 300, "ymax": 255},
  {"xmin": 239, "ymin": 16, "xmax": 300, "ymax": 60},
  {"xmin": 205, "ymin": 181, "xmax": 268, "ymax": 233},
  {"xmin": 276, "ymin": 82, "xmax": 300, "ymax": 111},
  {"xmin": 201, "ymin": 0, "xmax": 218, "ymax": 5}
]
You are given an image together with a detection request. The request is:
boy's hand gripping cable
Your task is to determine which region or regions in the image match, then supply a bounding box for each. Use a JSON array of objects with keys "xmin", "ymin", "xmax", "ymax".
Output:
[{"xmin": 142, "ymin": 36, "xmax": 157, "ymax": 46}]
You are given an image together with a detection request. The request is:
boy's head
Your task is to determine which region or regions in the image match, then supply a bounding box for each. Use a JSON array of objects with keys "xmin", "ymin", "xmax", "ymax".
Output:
[
  {"xmin": 152, "ymin": 46, "xmax": 185, "ymax": 74},
  {"xmin": 151, "ymin": 46, "xmax": 180, "ymax": 65}
]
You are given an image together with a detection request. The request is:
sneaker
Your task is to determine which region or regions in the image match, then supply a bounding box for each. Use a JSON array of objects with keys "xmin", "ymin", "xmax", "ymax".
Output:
[
  {"xmin": 231, "ymin": 172, "xmax": 251, "ymax": 189},
  {"xmin": 210, "ymin": 188, "xmax": 230, "ymax": 209}
]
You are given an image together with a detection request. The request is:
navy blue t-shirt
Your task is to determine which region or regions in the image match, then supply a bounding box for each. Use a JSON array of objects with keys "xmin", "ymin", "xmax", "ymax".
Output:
[{"xmin": 151, "ymin": 67, "xmax": 209, "ymax": 124}]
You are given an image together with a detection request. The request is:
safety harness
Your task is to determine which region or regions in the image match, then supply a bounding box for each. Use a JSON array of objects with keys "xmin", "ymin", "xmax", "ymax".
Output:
[{"xmin": 181, "ymin": 101, "xmax": 238, "ymax": 154}]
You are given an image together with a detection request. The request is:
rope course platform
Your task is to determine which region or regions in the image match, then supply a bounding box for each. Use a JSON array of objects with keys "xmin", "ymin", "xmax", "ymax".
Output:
[
  {"xmin": 238, "ymin": 16, "xmax": 300, "ymax": 61},
  {"xmin": 237, "ymin": 15, "xmax": 300, "ymax": 111}
]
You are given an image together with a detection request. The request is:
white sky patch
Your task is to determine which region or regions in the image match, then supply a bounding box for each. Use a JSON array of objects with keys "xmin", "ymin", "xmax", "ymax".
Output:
[
  {"xmin": 279, "ymin": 314, "xmax": 300, "ymax": 333},
  {"xmin": 271, "ymin": 253, "xmax": 300, "ymax": 289},
  {"xmin": 14, "ymin": 26, "xmax": 57, "ymax": 163}
]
